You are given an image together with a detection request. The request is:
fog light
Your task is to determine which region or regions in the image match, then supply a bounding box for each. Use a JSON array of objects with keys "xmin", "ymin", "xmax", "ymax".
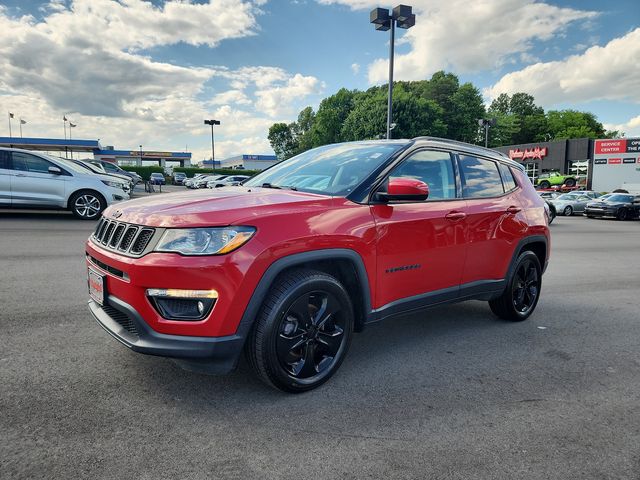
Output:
[{"xmin": 146, "ymin": 289, "xmax": 217, "ymax": 321}]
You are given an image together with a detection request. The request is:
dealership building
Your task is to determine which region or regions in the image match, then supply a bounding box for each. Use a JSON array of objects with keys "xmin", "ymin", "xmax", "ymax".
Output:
[
  {"xmin": 494, "ymin": 137, "xmax": 640, "ymax": 192},
  {"xmin": 202, "ymin": 154, "xmax": 278, "ymax": 171},
  {"xmin": 0, "ymin": 137, "xmax": 192, "ymax": 168}
]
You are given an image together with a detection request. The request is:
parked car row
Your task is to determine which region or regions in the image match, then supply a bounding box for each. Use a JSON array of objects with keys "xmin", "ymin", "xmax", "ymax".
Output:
[
  {"xmin": 184, "ymin": 174, "xmax": 250, "ymax": 189},
  {"xmin": 0, "ymin": 147, "xmax": 130, "ymax": 219},
  {"xmin": 539, "ymin": 190, "xmax": 640, "ymax": 221}
]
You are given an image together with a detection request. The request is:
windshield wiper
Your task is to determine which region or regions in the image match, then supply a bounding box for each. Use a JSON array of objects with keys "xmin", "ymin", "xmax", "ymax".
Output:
[{"xmin": 261, "ymin": 183, "xmax": 297, "ymax": 191}]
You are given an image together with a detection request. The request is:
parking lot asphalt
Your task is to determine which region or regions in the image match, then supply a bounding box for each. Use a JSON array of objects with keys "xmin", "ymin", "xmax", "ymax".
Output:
[{"xmin": 1, "ymin": 211, "xmax": 639, "ymax": 479}]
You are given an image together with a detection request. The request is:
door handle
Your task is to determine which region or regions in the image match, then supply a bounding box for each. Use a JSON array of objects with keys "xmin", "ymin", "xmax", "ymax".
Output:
[
  {"xmin": 506, "ymin": 206, "xmax": 521, "ymax": 214},
  {"xmin": 445, "ymin": 211, "xmax": 467, "ymax": 221}
]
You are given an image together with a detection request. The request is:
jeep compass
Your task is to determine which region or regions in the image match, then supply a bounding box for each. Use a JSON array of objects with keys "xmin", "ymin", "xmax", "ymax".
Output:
[{"xmin": 86, "ymin": 138, "xmax": 550, "ymax": 392}]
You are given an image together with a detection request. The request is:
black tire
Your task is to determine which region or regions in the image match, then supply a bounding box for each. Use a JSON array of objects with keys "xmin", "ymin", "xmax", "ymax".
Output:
[
  {"xmin": 564, "ymin": 177, "xmax": 576, "ymax": 187},
  {"xmin": 548, "ymin": 207, "xmax": 556, "ymax": 224},
  {"xmin": 617, "ymin": 208, "xmax": 627, "ymax": 221},
  {"xmin": 489, "ymin": 251, "xmax": 542, "ymax": 322},
  {"xmin": 563, "ymin": 205, "xmax": 573, "ymax": 216},
  {"xmin": 539, "ymin": 181, "xmax": 551, "ymax": 189},
  {"xmin": 245, "ymin": 269, "xmax": 354, "ymax": 393},
  {"xmin": 69, "ymin": 190, "xmax": 105, "ymax": 220}
]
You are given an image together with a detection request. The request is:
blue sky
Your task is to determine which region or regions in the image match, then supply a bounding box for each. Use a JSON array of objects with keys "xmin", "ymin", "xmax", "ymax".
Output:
[{"xmin": 0, "ymin": 0, "xmax": 638, "ymax": 161}]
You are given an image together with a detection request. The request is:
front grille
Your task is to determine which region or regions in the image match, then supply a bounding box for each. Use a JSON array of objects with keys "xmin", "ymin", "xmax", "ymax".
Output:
[
  {"xmin": 92, "ymin": 218, "xmax": 156, "ymax": 257},
  {"xmin": 102, "ymin": 304, "xmax": 139, "ymax": 337}
]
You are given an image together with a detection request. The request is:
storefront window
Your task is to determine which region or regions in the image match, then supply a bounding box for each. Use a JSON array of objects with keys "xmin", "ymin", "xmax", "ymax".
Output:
[
  {"xmin": 568, "ymin": 160, "xmax": 589, "ymax": 187},
  {"xmin": 523, "ymin": 162, "xmax": 538, "ymax": 183}
]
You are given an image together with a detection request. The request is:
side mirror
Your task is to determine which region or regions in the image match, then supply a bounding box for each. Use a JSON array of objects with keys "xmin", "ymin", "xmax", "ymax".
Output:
[
  {"xmin": 377, "ymin": 178, "xmax": 429, "ymax": 202},
  {"xmin": 48, "ymin": 166, "xmax": 62, "ymax": 175}
]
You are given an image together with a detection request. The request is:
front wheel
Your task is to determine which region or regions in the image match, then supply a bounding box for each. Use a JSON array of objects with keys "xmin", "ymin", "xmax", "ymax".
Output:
[
  {"xmin": 617, "ymin": 208, "xmax": 627, "ymax": 221},
  {"xmin": 564, "ymin": 177, "xmax": 576, "ymax": 187},
  {"xmin": 69, "ymin": 191, "xmax": 105, "ymax": 220},
  {"xmin": 246, "ymin": 269, "xmax": 354, "ymax": 393},
  {"xmin": 489, "ymin": 251, "xmax": 542, "ymax": 321}
]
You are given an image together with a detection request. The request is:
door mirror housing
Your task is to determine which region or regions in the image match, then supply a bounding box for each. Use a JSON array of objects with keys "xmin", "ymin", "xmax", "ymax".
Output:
[
  {"xmin": 377, "ymin": 178, "xmax": 429, "ymax": 202},
  {"xmin": 48, "ymin": 166, "xmax": 62, "ymax": 175}
]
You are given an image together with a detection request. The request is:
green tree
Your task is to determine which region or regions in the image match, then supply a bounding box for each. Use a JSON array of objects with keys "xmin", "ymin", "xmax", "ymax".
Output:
[
  {"xmin": 546, "ymin": 110, "xmax": 605, "ymax": 140},
  {"xmin": 450, "ymin": 83, "xmax": 486, "ymax": 142},
  {"xmin": 268, "ymin": 122, "xmax": 298, "ymax": 160},
  {"xmin": 308, "ymin": 88, "xmax": 357, "ymax": 146}
]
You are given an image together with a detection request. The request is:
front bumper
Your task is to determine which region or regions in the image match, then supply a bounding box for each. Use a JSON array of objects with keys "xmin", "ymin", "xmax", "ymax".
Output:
[
  {"xmin": 89, "ymin": 295, "xmax": 244, "ymax": 374},
  {"xmin": 584, "ymin": 207, "xmax": 616, "ymax": 218}
]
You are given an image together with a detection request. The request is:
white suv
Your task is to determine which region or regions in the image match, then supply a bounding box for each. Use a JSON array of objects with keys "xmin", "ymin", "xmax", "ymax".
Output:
[{"xmin": 0, "ymin": 148, "xmax": 129, "ymax": 219}]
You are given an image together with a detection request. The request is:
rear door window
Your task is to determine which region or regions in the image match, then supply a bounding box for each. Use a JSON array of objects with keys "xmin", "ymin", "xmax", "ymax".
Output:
[{"xmin": 459, "ymin": 155, "xmax": 505, "ymax": 198}]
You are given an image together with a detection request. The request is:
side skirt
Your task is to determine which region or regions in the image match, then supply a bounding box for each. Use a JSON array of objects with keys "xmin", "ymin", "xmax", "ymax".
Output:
[{"xmin": 366, "ymin": 279, "xmax": 506, "ymax": 324}]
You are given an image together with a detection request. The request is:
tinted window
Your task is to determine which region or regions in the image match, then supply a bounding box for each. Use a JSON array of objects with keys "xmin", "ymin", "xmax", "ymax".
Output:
[
  {"xmin": 607, "ymin": 194, "xmax": 633, "ymax": 203},
  {"xmin": 0, "ymin": 151, "xmax": 10, "ymax": 169},
  {"xmin": 102, "ymin": 162, "xmax": 118, "ymax": 172},
  {"xmin": 499, "ymin": 163, "xmax": 517, "ymax": 191},
  {"xmin": 459, "ymin": 155, "xmax": 504, "ymax": 198},
  {"xmin": 11, "ymin": 152, "xmax": 54, "ymax": 173},
  {"xmin": 389, "ymin": 150, "xmax": 456, "ymax": 200}
]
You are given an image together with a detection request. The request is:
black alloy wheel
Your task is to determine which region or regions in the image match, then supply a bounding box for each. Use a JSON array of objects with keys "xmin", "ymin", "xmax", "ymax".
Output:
[
  {"xmin": 276, "ymin": 291, "xmax": 346, "ymax": 379},
  {"xmin": 246, "ymin": 269, "xmax": 354, "ymax": 392},
  {"xmin": 617, "ymin": 208, "xmax": 627, "ymax": 221},
  {"xmin": 511, "ymin": 259, "xmax": 540, "ymax": 315},
  {"xmin": 489, "ymin": 250, "xmax": 542, "ymax": 321}
]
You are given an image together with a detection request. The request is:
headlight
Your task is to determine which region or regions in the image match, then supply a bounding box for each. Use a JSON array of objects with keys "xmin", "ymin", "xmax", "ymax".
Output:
[
  {"xmin": 154, "ymin": 227, "xmax": 256, "ymax": 255},
  {"xmin": 102, "ymin": 180, "xmax": 124, "ymax": 188}
]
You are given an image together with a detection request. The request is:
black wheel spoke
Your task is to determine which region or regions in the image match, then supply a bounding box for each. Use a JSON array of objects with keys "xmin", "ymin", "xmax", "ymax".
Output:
[
  {"xmin": 292, "ymin": 343, "xmax": 318, "ymax": 378},
  {"xmin": 315, "ymin": 294, "xmax": 341, "ymax": 328},
  {"xmin": 317, "ymin": 325, "xmax": 343, "ymax": 355},
  {"xmin": 277, "ymin": 333, "xmax": 306, "ymax": 361},
  {"xmin": 287, "ymin": 294, "xmax": 313, "ymax": 328}
]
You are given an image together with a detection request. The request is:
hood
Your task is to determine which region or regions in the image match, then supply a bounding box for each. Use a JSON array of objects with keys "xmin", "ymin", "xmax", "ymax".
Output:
[{"xmin": 102, "ymin": 186, "xmax": 335, "ymax": 227}]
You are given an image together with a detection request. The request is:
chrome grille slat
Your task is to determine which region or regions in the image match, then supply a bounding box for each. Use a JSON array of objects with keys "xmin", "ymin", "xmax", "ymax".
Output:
[{"xmin": 91, "ymin": 217, "xmax": 156, "ymax": 257}]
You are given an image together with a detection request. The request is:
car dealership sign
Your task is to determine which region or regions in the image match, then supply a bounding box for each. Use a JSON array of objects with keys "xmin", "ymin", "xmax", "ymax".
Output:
[
  {"xmin": 594, "ymin": 138, "xmax": 640, "ymax": 154},
  {"xmin": 508, "ymin": 146, "xmax": 547, "ymax": 161}
]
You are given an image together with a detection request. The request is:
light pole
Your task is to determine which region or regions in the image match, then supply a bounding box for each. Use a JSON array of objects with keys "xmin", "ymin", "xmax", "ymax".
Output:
[
  {"xmin": 19, "ymin": 118, "xmax": 26, "ymax": 138},
  {"xmin": 8, "ymin": 112, "xmax": 14, "ymax": 137},
  {"xmin": 139, "ymin": 145, "xmax": 143, "ymax": 166},
  {"xmin": 478, "ymin": 118, "xmax": 497, "ymax": 147},
  {"xmin": 68, "ymin": 121, "xmax": 76, "ymax": 158},
  {"xmin": 204, "ymin": 119, "xmax": 221, "ymax": 173},
  {"xmin": 370, "ymin": 5, "xmax": 415, "ymax": 139}
]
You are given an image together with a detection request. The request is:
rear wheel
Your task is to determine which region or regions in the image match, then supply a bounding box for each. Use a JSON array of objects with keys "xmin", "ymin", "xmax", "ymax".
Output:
[
  {"xmin": 69, "ymin": 191, "xmax": 105, "ymax": 220},
  {"xmin": 246, "ymin": 269, "xmax": 354, "ymax": 393},
  {"xmin": 489, "ymin": 251, "xmax": 542, "ymax": 322},
  {"xmin": 563, "ymin": 206, "xmax": 573, "ymax": 216},
  {"xmin": 539, "ymin": 181, "xmax": 551, "ymax": 189}
]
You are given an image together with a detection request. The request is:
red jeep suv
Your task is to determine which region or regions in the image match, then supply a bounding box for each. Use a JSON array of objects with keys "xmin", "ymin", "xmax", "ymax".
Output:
[{"xmin": 86, "ymin": 138, "xmax": 550, "ymax": 392}]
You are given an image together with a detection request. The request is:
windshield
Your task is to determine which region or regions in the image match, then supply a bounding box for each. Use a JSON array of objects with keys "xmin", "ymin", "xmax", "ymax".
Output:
[
  {"xmin": 557, "ymin": 194, "xmax": 580, "ymax": 201},
  {"xmin": 52, "ymin": 157, "xmax": 98, "ymax": 175},
  {"xmin": 244, "ymin": 142, "xmax": 408, "ymax": 195},
  {"xmin": 606, "ymin": 194, "xmax": 633, "ymax": 202}
]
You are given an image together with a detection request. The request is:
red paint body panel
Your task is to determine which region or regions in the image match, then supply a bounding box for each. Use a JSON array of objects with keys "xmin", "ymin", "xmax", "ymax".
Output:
[{"xmin": 86, "ymin": 164, "xmax": 549, "ymax": 339}]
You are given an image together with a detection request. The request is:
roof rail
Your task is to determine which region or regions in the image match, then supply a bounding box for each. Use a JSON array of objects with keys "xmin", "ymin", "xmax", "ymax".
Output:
[{"xmin": 412, "ymin": 136, "xmax": 509, "ymax": 158}]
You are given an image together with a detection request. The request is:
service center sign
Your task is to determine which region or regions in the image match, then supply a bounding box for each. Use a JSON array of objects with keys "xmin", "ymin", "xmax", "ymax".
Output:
[{"xmin": 594, "ymin": 138, "xmax": 640, "ymax": 154}]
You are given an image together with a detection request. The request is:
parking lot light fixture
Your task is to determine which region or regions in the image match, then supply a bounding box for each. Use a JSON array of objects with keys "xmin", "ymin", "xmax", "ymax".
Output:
[
  {"xmin": 370, "ymin": 5, "xmax": 415, "ymax": 140},
  {"xmin": 204, "ymin": 119, "xmax": 221, "ymax": 174}
]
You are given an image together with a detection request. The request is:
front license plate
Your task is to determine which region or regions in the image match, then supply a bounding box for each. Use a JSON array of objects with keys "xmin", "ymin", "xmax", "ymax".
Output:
[{"xmin": 88, "ymin": 268, "xmax": 105, "ymax": 306}]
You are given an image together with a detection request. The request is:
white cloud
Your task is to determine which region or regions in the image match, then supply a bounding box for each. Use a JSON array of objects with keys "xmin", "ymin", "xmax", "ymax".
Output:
[
  {"xmin": 210, "ymin": 89, "xmax": 252, "ymax": 106},
  {"xmin": 604, "ymin": 115, "xmax": 640, "ymax": 138},
  {"xmin": 351, "ymin": 63, "xmax": 360, "ymax": 75},
  {"xmin": 319, "ymin": 0, "xmax": 596, "ymax": 84},
  {"xmin": 255, "ymin": 74, "xmax": 324, "ymax": 117},
  {"xmin": 0, "ymin": 2, "xmax": 325, "ymax": 159},
  {"xmin": 485, "ymin": 28, "xmax": 640, "ymax": 106}
]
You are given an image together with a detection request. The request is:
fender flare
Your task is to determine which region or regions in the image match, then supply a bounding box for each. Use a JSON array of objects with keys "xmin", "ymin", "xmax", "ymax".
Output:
[
  {"xmin": 504, "ymin": 235, "xmax": 549, "ymax": 285},
  {"xmin": 235, "ymin": 248, "xmax": 373, "ymax": 340}
]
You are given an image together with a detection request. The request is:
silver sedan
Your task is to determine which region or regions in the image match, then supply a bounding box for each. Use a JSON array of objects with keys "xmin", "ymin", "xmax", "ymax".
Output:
[{"xmin": 550, "ymin": 193, "xmax": 591, "ymax": 216}]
